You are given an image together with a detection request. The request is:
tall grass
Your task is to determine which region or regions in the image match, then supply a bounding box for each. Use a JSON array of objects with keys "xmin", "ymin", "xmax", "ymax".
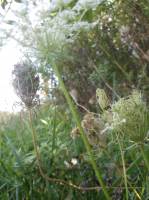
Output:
[{"xmin": 0, "ymin": 95, "xmax": 149, "ymax": 199}]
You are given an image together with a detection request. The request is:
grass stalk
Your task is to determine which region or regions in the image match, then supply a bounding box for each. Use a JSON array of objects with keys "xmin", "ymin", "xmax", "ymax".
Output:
[
  {"xmin": 140, "ymin": 143, "xmax": 149, "ymax": 171},
  {"xmin": 116, "ymin": 134, "xmax": 128, "ymax": 200}
]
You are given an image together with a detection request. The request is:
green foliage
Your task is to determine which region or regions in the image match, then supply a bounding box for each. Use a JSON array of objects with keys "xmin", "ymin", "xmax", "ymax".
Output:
[
  {"xmin": 0, "ymin": 106, "xmax": 90, "ymax": 199},
  {"xmin": 1, "ymin": 90, "xmax": 149, "ymax": 199},
  {"xmin": 0, "ymin": 0, "xmax": 149, "ymax": 199}
]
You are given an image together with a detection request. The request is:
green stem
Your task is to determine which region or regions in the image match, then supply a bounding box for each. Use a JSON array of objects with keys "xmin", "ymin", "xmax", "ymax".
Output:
[
  {"xmin": 140, "ymin": 144, "xmax": 149, "ymax": 171},
  {"xmin": 116, "ymin": 134, "xmax": 128, "ymax": 200},
  {"xmin": 113, "ymin": 155, "xmax": 142, "ymax": 186},
  {"xmin": 51, "ymin": 105, "xmax": 57, "ymax": 165},
  {"xmin": 52, "ymin": 63, "xmax": 111, "ymax": 200}
]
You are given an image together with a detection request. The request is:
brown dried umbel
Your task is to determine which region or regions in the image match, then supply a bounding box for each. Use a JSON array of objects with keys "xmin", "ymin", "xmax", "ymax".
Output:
[{"xmin": 12, "ymin": 62, "xmax": 39, "ymax": 108}]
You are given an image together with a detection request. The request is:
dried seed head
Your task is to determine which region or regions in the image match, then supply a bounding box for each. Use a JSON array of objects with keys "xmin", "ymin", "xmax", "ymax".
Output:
[
  {"xmin": 81, "ymin": 113, "xmax": 107, "ymax": 147},
  {"xmin": 12, "ymin": 62, "xmax": 39, "ymax": 108},
  {"xmin": 71, "ymin": 127, "xmax": 80, "ymax": 139}
]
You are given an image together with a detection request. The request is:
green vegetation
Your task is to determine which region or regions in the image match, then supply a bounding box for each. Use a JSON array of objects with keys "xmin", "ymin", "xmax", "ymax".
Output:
[{"xmin": 0, "ymin": 0, "xmax": 149, "ymax": 199}]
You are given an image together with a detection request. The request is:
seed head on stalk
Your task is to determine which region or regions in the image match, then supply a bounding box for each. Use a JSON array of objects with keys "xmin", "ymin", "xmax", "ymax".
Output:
[{"xmin": 12, "ymin": 61, "xmax": 40, "ymax": 109}]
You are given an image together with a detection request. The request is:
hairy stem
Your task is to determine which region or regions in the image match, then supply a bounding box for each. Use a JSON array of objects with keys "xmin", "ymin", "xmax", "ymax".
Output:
[{"xmin": 52, "ymin": 62, "xmax": 111, "ymax": 200}]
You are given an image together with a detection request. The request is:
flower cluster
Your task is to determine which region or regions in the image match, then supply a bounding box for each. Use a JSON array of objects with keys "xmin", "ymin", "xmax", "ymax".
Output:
[{"xmin": 110, "ymin": 90, "xmax": 149, "ymax": 142}]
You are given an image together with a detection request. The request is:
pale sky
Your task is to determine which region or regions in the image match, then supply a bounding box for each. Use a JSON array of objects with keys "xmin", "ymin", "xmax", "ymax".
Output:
[
  {"xmin": 0, "ymin": 41, "xmax": 21, "ymax": 112},
  {"xmin": 0, "ymin": 0, "xmax": 55, "ymax": 112},
  {"xmin": 0, "ymin": 1, "xmax": 38, "ymax": 113}
]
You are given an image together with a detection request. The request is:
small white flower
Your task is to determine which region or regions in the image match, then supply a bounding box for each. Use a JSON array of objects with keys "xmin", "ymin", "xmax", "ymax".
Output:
[{"xmin": 71, "ymin": 158, "xmax": 78, "ymax": 165}]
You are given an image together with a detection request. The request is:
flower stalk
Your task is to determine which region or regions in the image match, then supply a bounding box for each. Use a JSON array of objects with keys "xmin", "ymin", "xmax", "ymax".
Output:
[{"xmin": 52, "ymin": 62, "xmax": 111, "ymax": 200}]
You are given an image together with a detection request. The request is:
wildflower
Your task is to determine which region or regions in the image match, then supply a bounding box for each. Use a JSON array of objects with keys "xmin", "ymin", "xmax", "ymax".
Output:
[
  {"xmin": 110, "ymin": 90, "xmax": 149, "ymax": 142},
  {"xmin": 71, "ymin": 158, "xmax": 78, "ymax": 165}
]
